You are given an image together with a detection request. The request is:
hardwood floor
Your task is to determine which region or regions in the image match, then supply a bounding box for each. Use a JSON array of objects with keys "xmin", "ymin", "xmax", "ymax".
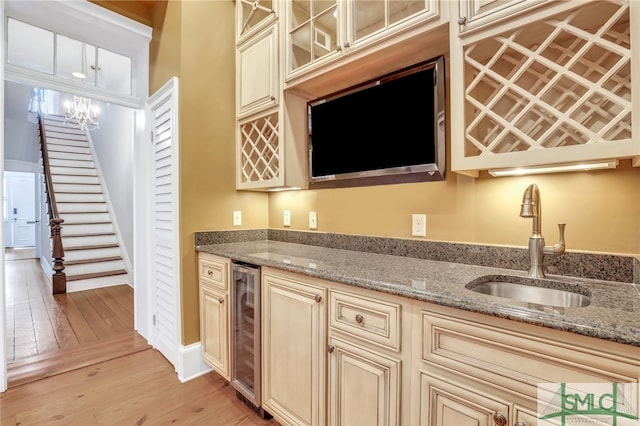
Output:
[
  {"xmin": 5, "ymin": 255, "xmax": 133, "ymax": 362},
  {"xmin": 2, "ymin": 251, "xmax": 277, "ymax": 425},
  {"xmin": 1, "ymin": 349, "xmax": 275, "ymax": 425}
]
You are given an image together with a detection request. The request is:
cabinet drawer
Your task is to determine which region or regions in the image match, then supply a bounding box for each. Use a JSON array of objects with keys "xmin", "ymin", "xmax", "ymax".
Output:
[
  {"xmin": 329, "ymin": 289, "xmax": 401, "ymax": 351},
  {"xmin": 421, "ymin": 307, "xmax": 640, "ymax": 400},
  {"xmin": 198, "ymin": 253, "xmax": 228, "ymax": 290}
]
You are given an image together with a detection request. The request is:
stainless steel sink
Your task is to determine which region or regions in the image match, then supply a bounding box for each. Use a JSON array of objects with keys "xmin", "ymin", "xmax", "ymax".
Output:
[{"xmin": 466, "ymin": 275, "xmax": 591, "ymax": 308}]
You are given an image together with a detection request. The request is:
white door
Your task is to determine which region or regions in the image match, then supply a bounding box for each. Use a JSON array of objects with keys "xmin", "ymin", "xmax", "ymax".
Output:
[
  {"xmin": 4, "ymin": 171, "xmax": 36, "ymax": 248},
  {"xmin": 147, "ymin": 77, "xmax": 181, "ymax": 368}
]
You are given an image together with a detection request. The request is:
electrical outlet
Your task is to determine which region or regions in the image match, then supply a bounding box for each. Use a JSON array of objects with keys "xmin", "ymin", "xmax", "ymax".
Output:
[
  {"xmin": 283, "ymin": 210, "xmax": 291, "ymax": 227},
  {"xmin": 309, "ymin": 211, "xmax": 318, "ymax": 229},
  {"xmin": 412, "ymin": 214, "xmax": 426, "ymax": 237},
  {"xmin": 233, "ymin": 210, "xmax": 242, "ymax": 226}
]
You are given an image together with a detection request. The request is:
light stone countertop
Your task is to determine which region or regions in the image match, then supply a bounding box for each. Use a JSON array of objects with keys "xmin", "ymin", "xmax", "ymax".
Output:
[{"xmin": 196, "ymin": 240, "xmax": 640, "ymax": 347}]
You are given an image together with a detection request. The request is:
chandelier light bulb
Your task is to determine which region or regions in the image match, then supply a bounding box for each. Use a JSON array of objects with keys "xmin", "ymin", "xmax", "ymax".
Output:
[{"xmin": 64, "ymin": 96, "xmax": 100, "ymax": 131}]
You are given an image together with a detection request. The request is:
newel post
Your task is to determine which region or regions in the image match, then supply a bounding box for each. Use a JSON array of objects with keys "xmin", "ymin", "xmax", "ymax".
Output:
[{"xmin": 51, "ymin": 218, "xmax": 66, "ymax": 294}]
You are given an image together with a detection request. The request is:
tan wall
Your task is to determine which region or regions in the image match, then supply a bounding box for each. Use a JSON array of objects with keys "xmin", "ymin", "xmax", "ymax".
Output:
[
  {"xmin": 270, "ymin": 160, "xmax": 640, "ymax": 256},
  {"xmin": 149, "ymin": 1, "xmax": 268, "ymax": 345}
]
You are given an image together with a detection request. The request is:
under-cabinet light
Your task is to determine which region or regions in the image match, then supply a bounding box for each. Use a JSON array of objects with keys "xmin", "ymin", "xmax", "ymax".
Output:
[{"xmin": 488, "ymin": 160, "xmax": 618, "ymax": 177}]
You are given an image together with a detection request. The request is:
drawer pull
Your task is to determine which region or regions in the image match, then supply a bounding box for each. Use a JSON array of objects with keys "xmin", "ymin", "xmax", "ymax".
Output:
[
  {"xmin": 355, "ymin": 314, "xmax": 364, "ymax": 324},
  {"xmin": 314, "ymin": 294, "xmax": 322, "ymax": 303},
  {"xmin": 493, "ymin": 412, "xmax": 507, "ymax": 426}
]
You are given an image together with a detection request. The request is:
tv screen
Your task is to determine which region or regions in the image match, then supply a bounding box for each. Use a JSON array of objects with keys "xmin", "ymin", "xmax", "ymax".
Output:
[{"xmin": 308, "ymin": 56, "xmax": 445, "ymax": 188}]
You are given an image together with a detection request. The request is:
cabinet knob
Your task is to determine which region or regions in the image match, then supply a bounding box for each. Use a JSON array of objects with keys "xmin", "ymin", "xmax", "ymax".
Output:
[
  {"xmin": 314, "ymin": 294, "xmax": 322, "ymax": 303},
  {"xmin": 270, "ymin": 96, "xmax": 275, "ymax": 101},
  {"xmin": 493, "ymin": 412, "xmax": 507, "ymax": 426},
  {"xmin": 458, "ymin": 16, "xmax": 467, "ymax": 25},
  {"xmin": 328, "ymin": 345, "xmax": 335, "ymax": 353},
  {"xmin": 355, "ymin": 314, "xmax": 364, "ymax": 324},
  {"xmin": 514, "ymin": 422, "xmax": 527, "ymax": 426},
  {"xmin": 218, "ymin": 297, "xmax": 224, "ymax": 304},
  {"xmin": 336, "ymin": 45, "xmax": 342, "ymax": 52},
  {"xmin": 343, "ymin": 41, "xmax": 350, "ymax": 49},
  {"xmin": 207, "ymin": 270, "xmax": 213, "ymax": 276}
]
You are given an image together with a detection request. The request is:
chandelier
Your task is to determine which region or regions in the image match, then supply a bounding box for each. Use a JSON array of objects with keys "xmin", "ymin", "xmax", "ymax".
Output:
[{"xmin": 64, "ymin": 96, "xmax": 100, "ymax": 131}]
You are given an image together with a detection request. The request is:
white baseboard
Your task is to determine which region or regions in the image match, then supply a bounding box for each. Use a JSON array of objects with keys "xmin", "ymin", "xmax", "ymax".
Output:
[{"xmin": 177, "ymin": 342, "xmax": 213, "ymax": 383}]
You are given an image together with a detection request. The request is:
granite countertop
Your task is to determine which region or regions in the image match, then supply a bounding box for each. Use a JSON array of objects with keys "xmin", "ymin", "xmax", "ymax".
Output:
[{"xmin": 196, "ymin": 240, "xmax": 640, "ymax": 347}]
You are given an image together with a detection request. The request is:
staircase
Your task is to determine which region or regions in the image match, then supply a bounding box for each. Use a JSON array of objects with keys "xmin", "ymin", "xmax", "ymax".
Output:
[{"xmin": 40, "ymin": 113, "xmax": 129, "ymax": 291}]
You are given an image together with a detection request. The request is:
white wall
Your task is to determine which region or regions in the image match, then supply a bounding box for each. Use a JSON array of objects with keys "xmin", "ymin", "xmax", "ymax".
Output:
[{"xmin": 89, "ymin": 101, "xmax": 135, "ymax": 264}]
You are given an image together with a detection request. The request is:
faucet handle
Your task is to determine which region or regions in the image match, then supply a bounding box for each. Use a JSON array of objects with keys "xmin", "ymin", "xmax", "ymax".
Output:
[
  {"xmin": 557, "ymin": 223, "xmax": 566, "ymax": 244},
  {"xmin": 544, "ymin": 223, "xmax": 566, "ymax": 256}
]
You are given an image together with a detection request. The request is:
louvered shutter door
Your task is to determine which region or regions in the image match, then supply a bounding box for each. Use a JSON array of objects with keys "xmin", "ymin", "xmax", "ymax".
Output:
[{"xmin": 148, "ymin": 78, "xmax": 180, "ymax": 367}]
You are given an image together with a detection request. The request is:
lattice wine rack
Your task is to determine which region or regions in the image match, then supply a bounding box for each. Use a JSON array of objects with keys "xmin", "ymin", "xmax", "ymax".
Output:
[
  {"xmin": 238, "ymin": 111, "xmax": 281, "ymax": 186},
  {"xmin": 460, "ymin": 0, "xmax": 632, "ymax": 165}
]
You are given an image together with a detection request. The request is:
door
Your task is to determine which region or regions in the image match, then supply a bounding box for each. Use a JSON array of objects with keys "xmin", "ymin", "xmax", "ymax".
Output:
[
  {"xmin": 4, "ymin": 171, "xmax": 36, "ymax": 248},
  {"xmin": 146, "ymin": 77, "xmax": 181, "ymax": 368},
  {"xmin": 261, "ymin": 270, "xmax": 326, "ymax": 426}
]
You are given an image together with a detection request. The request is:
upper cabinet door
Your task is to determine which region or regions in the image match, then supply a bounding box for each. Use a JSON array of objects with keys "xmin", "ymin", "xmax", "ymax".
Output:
[
  {"xmin": 456, "ymin": 0, "xmax": 547, "ymax": 34},
  {"xmin": 286, "ymin": 0, "xmax": 340, "ymax": 76},
  {"xmin": 237, "ymin": 0, "xmax": 277, "ymax": 42},
  {"xmin": 284, "ymin": 0, "xmax": 441, "ymax": 83},
  {"xmin": 237, "ymin": 24, "xmax": 279, "ymax": 117},
  {"xmin": 450, "ymin": 0, "xmax": 639, "ymax": 174}
]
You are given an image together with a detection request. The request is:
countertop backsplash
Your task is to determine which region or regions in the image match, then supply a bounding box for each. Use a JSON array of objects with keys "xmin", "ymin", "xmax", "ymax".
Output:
[{"xmin": 194, "ymin": 229, "xmax": 638, "ymax": 284}]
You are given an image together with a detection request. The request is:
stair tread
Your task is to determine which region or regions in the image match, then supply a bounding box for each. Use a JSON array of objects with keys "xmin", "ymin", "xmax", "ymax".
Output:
[
  {"xmin": 62, "ymin": 232, "xmax": 116, "ymax": 237},
  {"xmin": 64, "ymin": 243, "xmax": 119, "ymax": 251},
  {"xmin": 65, "ymin": 256, "xmax": 123, "ymax": 265},
  {"xmin": 67, "ymin": 269, "xmax": 127, "ymax": 282}
]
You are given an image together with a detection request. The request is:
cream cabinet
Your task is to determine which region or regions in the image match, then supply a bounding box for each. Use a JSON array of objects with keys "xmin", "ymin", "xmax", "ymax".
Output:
[
  {"xmin": 236, "ymin": 0, "xmax": 277, "ymax": 42},
  {"xmin": 237, "ymin": 24, "xmax": 279, "ymax": 118},
  {"xmin": 414, "ymin": 302, "xmax": 640, "ymax": 425},
  {"xmin": 283, "ymin": 0, "xmax": 447, "ymax": 94},
  {"xmin": 327, "ymin": 289, "xmax": 404, "ymax": 425},
  {"xmin": 285, "ymin": 0, "xmax": 442, "ymax": 76},
  {"xmin": 261, "ymin": 268, "xmax": 327, "ymax": 426},
  {"xmin": 450, "ymin": 0, "xmax": 639, "ymax": 175},
  {"xmin": 235, "ymin": 92, "xmax": 308, "ymax": 190},
  {"xmin": 198, "ymin": 253, "xmax": 231, "ymax": 380},
  {"xmin": 235, "ymin": 1, "xmax": 309, "ymax": 191}
]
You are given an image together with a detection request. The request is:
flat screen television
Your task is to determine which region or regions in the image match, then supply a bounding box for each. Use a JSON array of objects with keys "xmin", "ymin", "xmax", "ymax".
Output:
[{"xmin": 308, "ymin": 56, "xmax": 446, "ymax": 189}]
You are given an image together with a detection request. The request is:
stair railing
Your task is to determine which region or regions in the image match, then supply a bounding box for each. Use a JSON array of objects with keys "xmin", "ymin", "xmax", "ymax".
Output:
[{"xmin": 38, "ymin": 114, "xmax": 66, "ymax": 294}]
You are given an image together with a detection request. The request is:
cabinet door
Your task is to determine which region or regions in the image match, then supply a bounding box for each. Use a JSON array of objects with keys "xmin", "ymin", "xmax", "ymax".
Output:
[
  {"xmin": 200, "ymin": 284, "xmax": 230, "ymax": 380},
  {"xmin": 328, "ymin": 337, "xmax": 400, "ymax": 426},
  {"xmin": 262, "ymin": 271, "xmax": 327, "ymax": 426},
  {"xmin": 286, "ymin": 0, "xmax": 340, "ymax": 75},
  {"xmin": 237, "ymin": 24, "xmax": 278, "ymax": 117},
  {"xmin": 419, "ymin": 371, "xmax": 511, "ymax": 426},
  {"xmin": 456, "ymin": 0, "xmax": 547, "ymax": 33},
  {"xmin": 237, "ymin": 0, "xmax": 276, "ymax": 41}
]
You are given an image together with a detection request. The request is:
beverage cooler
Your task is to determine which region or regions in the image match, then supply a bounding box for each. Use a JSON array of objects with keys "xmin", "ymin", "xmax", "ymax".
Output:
[{"xmin": 230, "ymin": 261, "xmax": 268, "ymax": 417}]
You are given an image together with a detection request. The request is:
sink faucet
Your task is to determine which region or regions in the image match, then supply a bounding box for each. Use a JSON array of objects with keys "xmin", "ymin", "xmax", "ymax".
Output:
[{"xmin": 519, "ymin": 184, "xmax": 566, "ymax": 278}]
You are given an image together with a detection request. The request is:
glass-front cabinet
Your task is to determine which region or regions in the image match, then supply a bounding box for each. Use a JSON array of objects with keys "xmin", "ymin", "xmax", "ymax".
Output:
[
  {"xmin": 285, "ymin": 0, "xmax": 440, "ymax": 79},
  {"xmin": 237, "ymin": 0, "xmax": 277, "ymax": 42}
]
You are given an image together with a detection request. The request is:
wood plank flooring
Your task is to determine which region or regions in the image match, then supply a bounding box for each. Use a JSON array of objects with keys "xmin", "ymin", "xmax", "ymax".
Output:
[
  {"xmin": 1, "ymin": 349, "xmax": 276, "ymax": 425},
  {"xmin": 2, "ymin": 250, "xmax": 277, "ymax": 425},
  {"xmin": 5, "ymin": 256, "xmax": 134, "ymax": 362}
]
